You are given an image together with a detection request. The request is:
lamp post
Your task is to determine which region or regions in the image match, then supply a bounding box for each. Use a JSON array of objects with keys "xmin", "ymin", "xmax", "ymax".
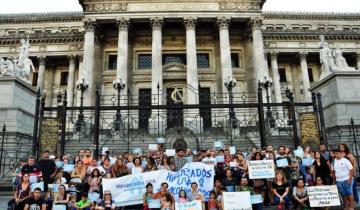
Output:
[
  {"xmin": 259, "ymin": 76, "xmax": 275, "ymax": 128},
  {"xmin": 224, "ymin": 76, "xmax": 236, "ymax": 146},
  {"xmin": 113, "ymin": 77, "xmax": 126, "ymax": 131},
  {"xmin": 75, "ymin": 78, "xmax": 88, "ymax": 133}
]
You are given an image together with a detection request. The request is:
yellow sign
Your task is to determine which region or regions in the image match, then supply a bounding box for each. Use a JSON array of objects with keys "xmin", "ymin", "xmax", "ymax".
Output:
[
  {"xmin": 40, "ymin": 118, "xmax": 59, "ymax": 155},
  {"xmin": 299, "ymin": 112, "xmax": 320, "ymax": 145}
]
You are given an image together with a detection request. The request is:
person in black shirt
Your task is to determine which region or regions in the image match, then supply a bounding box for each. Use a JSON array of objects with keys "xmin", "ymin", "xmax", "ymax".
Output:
[
  {"xmin": 20, "ymin": 156, "xmax": 43, "ymax": 182},
  {"xmin": 222, "ymin": 169, "xmax": 237, "ymax": 192},
  {"xmin": 24, "ymin": 187, "xmax": 46, "ymax": 210},
  {"xmin": 272, "ymin": 170, "xmax": 290, "ymax": 210},
  {"xmin": 37, "ymin": 150, "xmax": 57, "ymax": 183},
  {"xmin": 275, "ymin": 146, "xmax": 293, "ymax": 180}
]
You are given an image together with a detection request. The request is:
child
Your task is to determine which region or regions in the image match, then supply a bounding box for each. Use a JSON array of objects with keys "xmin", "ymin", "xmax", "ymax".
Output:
[
  {"xmin": 304, "ymin": 166, "xmax": 314, "ymax": 186},
  {"xmin": 69, "ymin": 195, "xmax": 77, "ymax": 210},
  {"xmin": 160, "ymin": 192, "xmax": 173, "ymax": 210},
  {"xmin": 143, "ymin": 183, "xmax": 154, "ymax": 210},
  {"xmin": 208, "ymin": 190, "xmax": 219, "ymax": 210},
  {"xmin": 178, "ymin": 190, "xmax": 188, "ymax": 203},
  {"xmin": 75, "ymin": 192, "xmax": 91, "ymax": 210}
]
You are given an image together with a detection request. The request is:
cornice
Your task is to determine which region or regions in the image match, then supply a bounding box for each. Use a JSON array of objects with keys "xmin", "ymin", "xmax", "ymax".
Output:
[
  {"xmin": 262, "ymin": 30, "xmax": 360, "ymax": 41},
  {"xmin": 262, "ymin": 11, "xmax": 360, "ymax": 21},
  {"xmin": 0, "ymin": 12, "xmax": 83, "ymax": 24},
  {"xmin": 0, "ymin": 32, "xmax": 85, "ymax": 45}
]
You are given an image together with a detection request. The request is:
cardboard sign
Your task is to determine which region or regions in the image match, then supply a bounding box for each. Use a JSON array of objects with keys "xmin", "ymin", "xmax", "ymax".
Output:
[
  {"xmin": 276, "ymin": 158, "xmax": 289, "ymax": 168},
  {"xmin": 148, "ymin": 199, "xmax": 161, "ymax": 209},
  {"xmin": 223, "ymin": 192, "xmax": 252, "ymax": 210},
  {"xmin": 166, "ymin": 149, "xmax": 176, "ymax": 157},
  {"xmin": 248, "ymin": 160, "xmax": 275, "ymax": 179},
  {"xmin": 175, "ymin": 200, "xmax": 202, "ymax": 210},
  {"xmin": 88, "ymin": 192, "xmax": 100, "ymax": 202},
  {"xmin": 250, "ymin": 194, "xmax": 263, "ymax": 204},
  {"xmin": 149, "ymin": 144, "xmax": 158, "ymax": 151},
  {"xmin": 55, "ymin": 161, "xmax": 64, "ymax": 168},
  {"xmin": 214, "ymin": 141, "xmax": 223, "ymax": 149},
  {"xmin": 293, "ymin": 149, "xmax": 304, "ymax": 158},
  {"xmin": 63, "ymin": 164, "xmax": 75, "ymax": 172},
  {"xmin": 302, "ymin": 158, "xmax": 314, "ymax": 166},
  {"xmin": 229, "ymin": 146, "xmax": 236, "ymax": 155},
  {"xmin": 308, "ymin": 185, "xmax": 341, "ymax": 207},
  {"xmin": 102, "ymin": 147, "xmax": 109, "ymax": 155},
  {"xmin": 215, "ymin": 155, "xmax": 225, "ymax": 163},
  {"xmin": 156, "ymin": 138, "xmax": 166, "ymax": 144},
  {"xmin": 31, "ymin": 182, "xmax": 44, "ymax": 192},
  {"xmin": 53, "ymin": 205, "xmax": 67, "ymax": 210}
]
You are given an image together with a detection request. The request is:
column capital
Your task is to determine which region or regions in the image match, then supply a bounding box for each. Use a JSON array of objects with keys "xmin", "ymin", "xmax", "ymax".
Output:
[
  {"xmin": 116, "ymin": 17, "xmax": 130, "ymax": 31},
  {"xmin": 37, "ymin": 55, "xmax": 46, "ymax": 65},
  {"xmin": 68, "ymin": 54, "xmax": 76, "ymax": 62},
  {"xmin": 84, "ymin": 20, "xmax": 97, "ymax": 32},
  {"xmin": 217, "ymin": 16, "xmax": 231, "ymax": 30},
  {"xmin": 269, "ymin": 51, "xmax": 278, "ymax": 60},
  {"xmin": 150, "ymin": 17, "xmax": 164, "ymax": 31},
  {"xmin": 183, "ymin": 17, "xmax": 197, "ymax": 31},
  {"xmin": 299, "ymin": 51, "xmax": 308, "ymax": 60},
  {"xmin": 249, "ymin": 17, "xmax": 263, "ymax": 31}
]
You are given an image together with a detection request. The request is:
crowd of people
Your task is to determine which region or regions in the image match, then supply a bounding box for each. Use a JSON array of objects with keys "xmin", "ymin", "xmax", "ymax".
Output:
[{"xmin": 8, "ymin": 143, "xmax": 358, "ymax": 210}]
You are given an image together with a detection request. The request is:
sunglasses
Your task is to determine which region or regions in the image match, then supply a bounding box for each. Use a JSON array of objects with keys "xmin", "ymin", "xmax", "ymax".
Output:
[{"xmin": 105, "ymin": 193, "xmax": 111, "ymax": 195}]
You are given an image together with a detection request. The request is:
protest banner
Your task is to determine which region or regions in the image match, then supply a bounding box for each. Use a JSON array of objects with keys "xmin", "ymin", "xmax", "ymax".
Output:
[
  {"xmin": 175, "ymin": 200, "xmax": 202, "ymax": 210},
  {"xmin": 308, "ymin": 185, "xmax": 341, "ymax": 207},
  {"xmin": 102, "ymin": 162, "xmax": 215, "ymax": 207},
  {"xmin": 248, "ymin": 160, "xmax": 275, "ymax": 179},
  {"xmin": 223, "ymin": 192, "xmax": 252, "ymax": 210}
]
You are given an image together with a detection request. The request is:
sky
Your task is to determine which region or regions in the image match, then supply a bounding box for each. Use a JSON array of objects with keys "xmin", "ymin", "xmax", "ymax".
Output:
[{"xmin": 0, "ymin": 0, "xmax": 359, "ymax": 14}]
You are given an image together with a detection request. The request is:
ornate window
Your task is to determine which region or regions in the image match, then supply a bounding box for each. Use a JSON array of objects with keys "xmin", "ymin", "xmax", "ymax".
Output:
[
  {"xmin": 60, "ymin": 71, "xmax": 69, "ymax": 86},
  {"xmin": 197, "ymin": 53, "xmax": 210, "ymax": 69},
  {"xmin": 138, "ymin": 54, "xmax": 152, "ymax": 69},
  {"xmin": 162, "ymin": 54, "xmax": 186, "ymax": 65},
  {"xmin": 108, "ymin": 54, "xmax": 117, "ymax": 70}
]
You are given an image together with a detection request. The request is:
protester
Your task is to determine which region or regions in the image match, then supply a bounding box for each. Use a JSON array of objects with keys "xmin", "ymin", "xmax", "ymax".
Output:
[
  {"xmin": 143, "ymin": 183, "xmax": 154, "ymax": 210},
  {"xmin": 13, "ymin": 172, "xmax": 31, "ymax": 210},
  {"xmin": 53, "ymin": 184, "xmax": 70, "ymax": 207},
  {"xmin": 95, "ymin": 190, "xmax": 116, "ymax": 210},
  {"xmin": 272, "ymin": 170, "xmax": 290, "ymax": 210},
  {"xmin": 178, "ymin": 190, "xmax": 188, "ymax": 203},
  {"xmin": 24, "ymin": 187, "xmax": 46, "ymax": 210},
  {"xmin": 312, "ymin": 151, "xmax": 332, "ymax": 185},
  {"xmin": 175, "ymin": 149, "xmax": 188, "ymax": 171},
  {"xmin": 292, "ymin": 179, "xmax": 309, "ymax": 210}
]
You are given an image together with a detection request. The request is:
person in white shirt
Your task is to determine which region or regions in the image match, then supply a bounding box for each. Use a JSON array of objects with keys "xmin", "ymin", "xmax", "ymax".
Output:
[
  {"xmin": 202, "ymin": 150, "xmax": 217, "ymax": 166},
  {"xmin": 333, "ymin": 149, "xmax": 354, "ymax": 210}
]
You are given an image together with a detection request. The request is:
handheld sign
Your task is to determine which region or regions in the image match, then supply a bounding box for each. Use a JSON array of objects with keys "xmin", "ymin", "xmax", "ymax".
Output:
[
  {"xmin": 229, "ymin": 146, "xmax": 236, "ymax": 155},
  {"xmin": 293, "ymin": 149, "xmax": 304, "ymax": 158},
  {"xmin": 166, "ymin": 149, "xmax": 176, "ymax": 157},
  {"xmin": 230, "ymin": 162, "xmax": 237, "ymax": 168},
  {"xmin": 215, "ymin": 155, "xmax": 225, "ymax": 163},
  {"xmin": 53, "ymin": 205, "xmax": 67, "ymax": 210},
  {"xmin": 276, "ymin": 158, "xmax": 289, "ymax": 168},
  {"xmin": 156, "ymin": 138, "xmax": 165, "ymax": 144},
  {"xmin": 223, "ymin": 192, "xmax": 252, "ymax": 210},
  {"xmin": 148, "ymin": 199, "xmax": 161, "ymax": 209},
  {"xmin": 63, "ymin": 164, "xmax": 75, "ymax": 172},
  {"xmin": 55, "ymin": 161, "xmax": 64, "ymax": 168},
  {"xmin": 149, "ymin": 144, "xmax": 158, "ymax": 151},
  {"xmin": 109, "ymin": 157, "xmax": 117, "ymax": 165},
  {"xmin": 31, "ymin": 182, "xmax": 44, "ymax": 192},
  {"xmin": 102, "ymin": 147, "xmax": 109, "ymax": 155},
  {"xmin": 302, "ymin": 158, "xmax": 314, "ymax": 166},
  {"xmin": 248, "ymin": 160, "xmax": 275, "ymax": 179},
  {"xmin": 250, "ymin": 194, "xmax": 263, "ymax": 204},
  {"xmin": 308, "ymin": 185, "xmax": 340, "ymax": 207},
  {"xmin": 133, "ymin": 148, "xmax": 142, "ymax": 155},
  {"xmin": 175, "ymin": 200, "xmax": 202, "ymax": 210},
  {"xmin": 29, "ymin": 176, "xmax": 38, "ymax": 184},
  {"xmin": 213, "ymin": 141, "xmax": 223, "ymax": 149},
  {"xmin": 88, "ymin": 192, "xmax": 100, "ymax": 202}
]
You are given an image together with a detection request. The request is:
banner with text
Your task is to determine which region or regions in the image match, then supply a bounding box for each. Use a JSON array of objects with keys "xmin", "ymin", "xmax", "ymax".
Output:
[
  {"xmin": 175, "ymin": 200, "xmax": 202, "ymax": 210},
  {"xmin": 308, "ymin": 185, "xmax": 341, "ymax": 207},
  {"xmin": 102, "ymin": 162, "xmax": 215, "ymax": 206},
  {"xmin": 248, "ymin": 160, "xmax": 275, "ymax": 179}
]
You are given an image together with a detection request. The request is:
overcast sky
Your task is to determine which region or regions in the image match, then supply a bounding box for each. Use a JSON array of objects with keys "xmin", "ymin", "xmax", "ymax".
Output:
[{"xmin": 0, "ymin": 0, "xmax": 359, "ymax": 14}]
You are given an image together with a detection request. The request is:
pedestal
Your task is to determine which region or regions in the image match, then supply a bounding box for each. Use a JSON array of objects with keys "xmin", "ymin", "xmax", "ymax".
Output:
[
  {"xmin": 310, "ymin": 71, "xmax": 360, "ymax": 128},
  {"xmin": 0, "ymin": 76, "xmax": 36, "ymax": 134}
]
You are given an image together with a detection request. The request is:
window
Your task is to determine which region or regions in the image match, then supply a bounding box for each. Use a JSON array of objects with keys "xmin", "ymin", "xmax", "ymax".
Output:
[
  {"xmin": 308, "ymin": 68, "xmax": 314, "ymax": 82},
  {"xmin": 60, "ymin": 72, "xmax": 69, "ymax": 86},
  {"xmin": 279, "ymin": 68, "xmax": 287, "ymax": 82},
  {"xmin": 231, "ymin": 53, "xmax": 240, "ymax": 68},
  {"xmin": 197, "ymin": 53, "xmax": 210, "ymax": 68},
  {"xmin": 199, "ymin": 87, "xmax": 212, "ymax": 129},
  {"xmin": 108, "ymin": 54, "xmax": 117, "ymax": 70},
  {"xmin": 138, "ymin": 54, "xmax": 152, "ymax": 69},
  {"xmin": 32, "ymin": 72, "xmax": 38, "ymax": 87},
  {"xmin": 162, "ymin": 54, "xmax": 186, "ymax": 65},
  {"xmin": 138, "ymin": 89, "xmax": 151, "ymax": 130}
]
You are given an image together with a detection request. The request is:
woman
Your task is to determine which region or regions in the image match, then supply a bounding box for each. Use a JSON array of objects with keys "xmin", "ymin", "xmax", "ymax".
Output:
[
  {"xmin": 222, "ymin": 169, "xmax": 237, "ymax": 192},
  {"xmin": 14, "ymin": 173, "xmax": 30, "ymax": 210},
  {"xmin": 99, "ymin": 157, "xmax": 113, "ymax": 175},
  {"xmin": 132, "ymin": 157, "xmax": 144, "ymax": 174},
  {"xmin": 251, "ymin": 152, "xmax": 266, "ymax": 201},
  {"xmin": 292, "ymin": 179, "xmax": 309, "ymax": 210},
  {"xmin": 143, "ymin": 183, "xmax": 154, "ymax": 210},
  {"xmin": 73, "ymin": 155, "xmax": 81, "ymax": 165},
  {"xmin": 168, "ymin": 156, "xmax": 176, "ymax": 171},
  {"xmin": 303, "ymin": 146, "xmax": 312, "ymax": 159},
  {"xmin": 272, "ymin": 170, "xmax": 290, "ymax": 210},
  {"xmin": 158, "ymin": 155, "xmax": 171, "ymax": 170},
  {"xmin": 312, "ymin": 151, "xmax": 332, "ymax": 185},
  {"xmin": 235, "ymin": 153, "xmax": 247, "ymax": 178},
  {"xmin": 145, "ymin": 157, "xmax": 157, "ymax": 172},
  {"xmin": 160, "ymin": 192, "xmax": 174, "ymax": 210},
  {"xmin": 88, "ymin": 168, "xmax": 101, "ymax": 193},
  {"xmin": 111, "ymin": 158, "xmax": 129, "ymax": 178},
  {"xmin": 71, "ymin": 160, "xmax": 86, "ymax": 182},
  {"xmin": 266, "ymin": 152, "xmax": 276, "ymax": 205},
  {"xmin": 53, "ymin": 184, "xmax": 69, "ymax": 207},
  {"xmin": 95, "ymin": 190, "xmax": 116, "ymax": 210}
]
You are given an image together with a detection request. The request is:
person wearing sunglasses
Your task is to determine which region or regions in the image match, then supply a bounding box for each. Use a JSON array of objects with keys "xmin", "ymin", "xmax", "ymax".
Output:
[{"xmin": 95, "ymin": 190, "xmax": 115, "ymax": 210}]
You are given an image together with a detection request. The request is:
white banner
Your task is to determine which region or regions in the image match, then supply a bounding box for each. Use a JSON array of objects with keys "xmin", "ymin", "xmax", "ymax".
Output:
[
  {"xmin": 102, "ymin": 162, "xmax": 215, "ymax": 206},
  {"xmin": 248, "ymin": 160, "xmax": 275, "ymax": 179},
  {"xmin": 308, "ymin": 185, "xmax": 341, "ymax": 207},
  {"xmin": 223, "ymin": 192, "xmax": 252, "ymax": 210},
  {"xmin": 175, "ymin": 200, "xmax": 202, "ymax": 210}
]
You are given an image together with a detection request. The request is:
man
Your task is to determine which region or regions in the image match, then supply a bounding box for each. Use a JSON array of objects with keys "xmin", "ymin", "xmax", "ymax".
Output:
[
  {"xmin": 37, "ymin": 150, "xmax": 57, "ymax": 183},
  {"xmin": 333, "ymin": 149, "xmax": 354, "ymax": 210},
  {"xmin": 82, "ymin": 149, "xmax": 93, "ymax": 166},
  {"xmin": 188, "ymin": 182, "xmax": 205, "ymax": 209},
  {"xmin": 24, "ymin": 187, "xmax": 46, "ymax": 210},
  {"xmin": 275, "ymin": 146, "xmax": 293, "ymax": 180},
  {"xmin": 320, "ymin": 144, "xmax": 329, "ymax": 160},
  {"xmin": 153, "ymin": 182, "xmax": 175, "ymax": 207},
  {"xmin": 74, "ymin": 192, "xmax": 91, "ymax": 210},
  {"xmin": 175, "ymin": 149, "xmax": 188, "ymax": 171},
  {"xmin": 20, "ymin": 156, "xmax": 42, "ymax": 184},
  {"xmin": 202, "ymin": 149, "xmax": 217, "ymax": 166},
  {"xmin": 78, "ymin": 149, "xmax": 85, "ymax": 159}
]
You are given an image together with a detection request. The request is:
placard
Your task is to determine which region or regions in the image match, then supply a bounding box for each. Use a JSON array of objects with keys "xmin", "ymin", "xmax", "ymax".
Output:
[
  {"xmin": 132, "ymin": 148, "xmax": 142, "ymax": 154},
  {"xmin": 276, "ymin": 158, "xmax": 289, "ymax": 168},
  {"xmin": 215, "ymin": 155, "xmax": 224, "ymax": 163},
  {"xmin": 55, "ymin": 161, "xmax": 64, "ymax": 168},
  {"xmin": 250, "ymin": 194, "xmax": 263, "ymax": 204},
  {"xmin": 293, "ymin": 149, "xmax": 304, "ymax": 158},
  {"xmin": 308, "ymin": 185, "xmax": 341, "ymax": 207},
  {"xmin": 223, "ymin": 192, "xmax": 252, "ymax": 210},
  {"xmin": 166, "ymin": 149, "xmax": 176, "ymax": 157},
  {"xmin": 229, "ymin": 146, "xmax": 236, "ymax": 155},
  {"xmin": 156, "ymin": 138, "xmax": 166, "ymax": 144},
  {"xmin": 53, "ymin": 205, "xmax": 67, "ymax": 210},
  {"xmin": 88, "ymin": 192, "xmax": 100, "ymax": 202},
  {"xmin": 300, "ymin": 112, "xmax": 320, "ymax": 145},
  {"xmin": 149, "ymin": 144, "xmax": 158, "ymax": 151},
  {"xmin": 185, "ymin": 157, "xmax": 193, "ymax": 163},
  {"xmin": 70, "ymin": 178, "xmax": 82, "ymax": 184},
  {"xmin": 175, "ymin": 200, "xmax": 202, "ymax": 210},
  {"xmin": 148, "ymin": 199, "xmax": 161, "ymax": 209},
  {"xmin": 63, "ymin": 164, "xmax": 74, "ymax": 172},
  {"xmin": 102, "ymin": 147, "xmax": 109, "ymax": 155},
  {"xmin": 214, "ymin": 141, "xmax": 223, "ymax": 149},
  {"xmin": 248, "ymin": 160, "xmax": 275, "ymax": 179},
  {"xmin": 31, "ymin": 182, "xmax": 44, "ymax": 192},
  {"xmin": 302, "ymin": 158, "xmax": 314, "ymax": 166},
  {"xmin": 230, "ymin": 162, "xmax": 237, "ymax": 168},
  {"xmin": 29, "ymin": 175, "xmax": 38, "ymax": 184}
]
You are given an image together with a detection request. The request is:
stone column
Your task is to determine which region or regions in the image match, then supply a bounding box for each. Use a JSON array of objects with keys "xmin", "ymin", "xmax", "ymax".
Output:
[
  {"xmin": 47, "ymin": 64, "xmax": 56, "ymax": 107},
  {"xmin": 36, "ymin": 55, "xmax": 46, "ymax": 92},
  {"xmin": 150, "ymin": 17, "xmax": 164, "ymax": 105},
  {"xmin": 357, "ymin": 52, "xmax": 360, "ymax": 70},
  {"xmin": 270, "ymin": 51, "xmax": 282, "ymax": 103},
  {"xmin": 299, "ymin": 51, "xmax": 311, "ymax": 102},
  {"xmin": 67, "ymin": 55, "xmax": 76, "ymax": 107},
  {"xmin": 217, "ymin": 17, "xmax": 233, "ymax": 94},
  {"xmin": 184, "ymin": 17, "xmax": 198, "ymax": 105},
  {"xmin": 116, "ymin": 18, "xmax": 130, "ymax": 100},
  {"xmin": 82, "ymin": 20, "xmax": 96, "ymax": 106},
  {"xmin": 76, "ymin": 55, "xmax": 83, "ymax": 107},
  {"xmin": 250, "ymin": 17, "xmax": 267, "ymax": 88}
]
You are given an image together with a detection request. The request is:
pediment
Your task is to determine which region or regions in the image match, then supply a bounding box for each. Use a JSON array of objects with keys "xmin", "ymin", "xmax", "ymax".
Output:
[{"xmin": 163, "ymin": 62, "xmax": 186, "ymax": 72}]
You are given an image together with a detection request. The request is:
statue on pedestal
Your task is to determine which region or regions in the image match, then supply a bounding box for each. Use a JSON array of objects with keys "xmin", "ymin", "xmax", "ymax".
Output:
[
  {"xmin": 319, "ymin": 35, "xmax": 355, "ymax": 80},
  {"xmin": 0, "ymin": 36, "xmax": 35, "ymax": 83}
]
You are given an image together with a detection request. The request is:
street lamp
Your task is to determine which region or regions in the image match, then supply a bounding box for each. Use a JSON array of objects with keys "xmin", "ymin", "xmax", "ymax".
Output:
[
  {"xmin": 75, "ymin": 78, "xmax": 88, "ymax": 132},
  {"xmin": 259, "ymin": 76, "xmax": 275, "ymax": 128},
  {"xmin": 224, "ymin": 76, "xmax": 237, "ymax": 120},
  {"xmin": 113, "ymin": 76, "xmax": 126, "ymax": 131}
]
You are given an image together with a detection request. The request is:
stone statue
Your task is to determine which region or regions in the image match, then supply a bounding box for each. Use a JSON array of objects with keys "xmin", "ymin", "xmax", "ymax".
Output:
[
  {"xmin": 0, "ymin": 37, "xmax": 34, "ymax": 83},
  {"xmin": 319, "ymin": 35, "xmax": 355, "ymax": 80}
]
